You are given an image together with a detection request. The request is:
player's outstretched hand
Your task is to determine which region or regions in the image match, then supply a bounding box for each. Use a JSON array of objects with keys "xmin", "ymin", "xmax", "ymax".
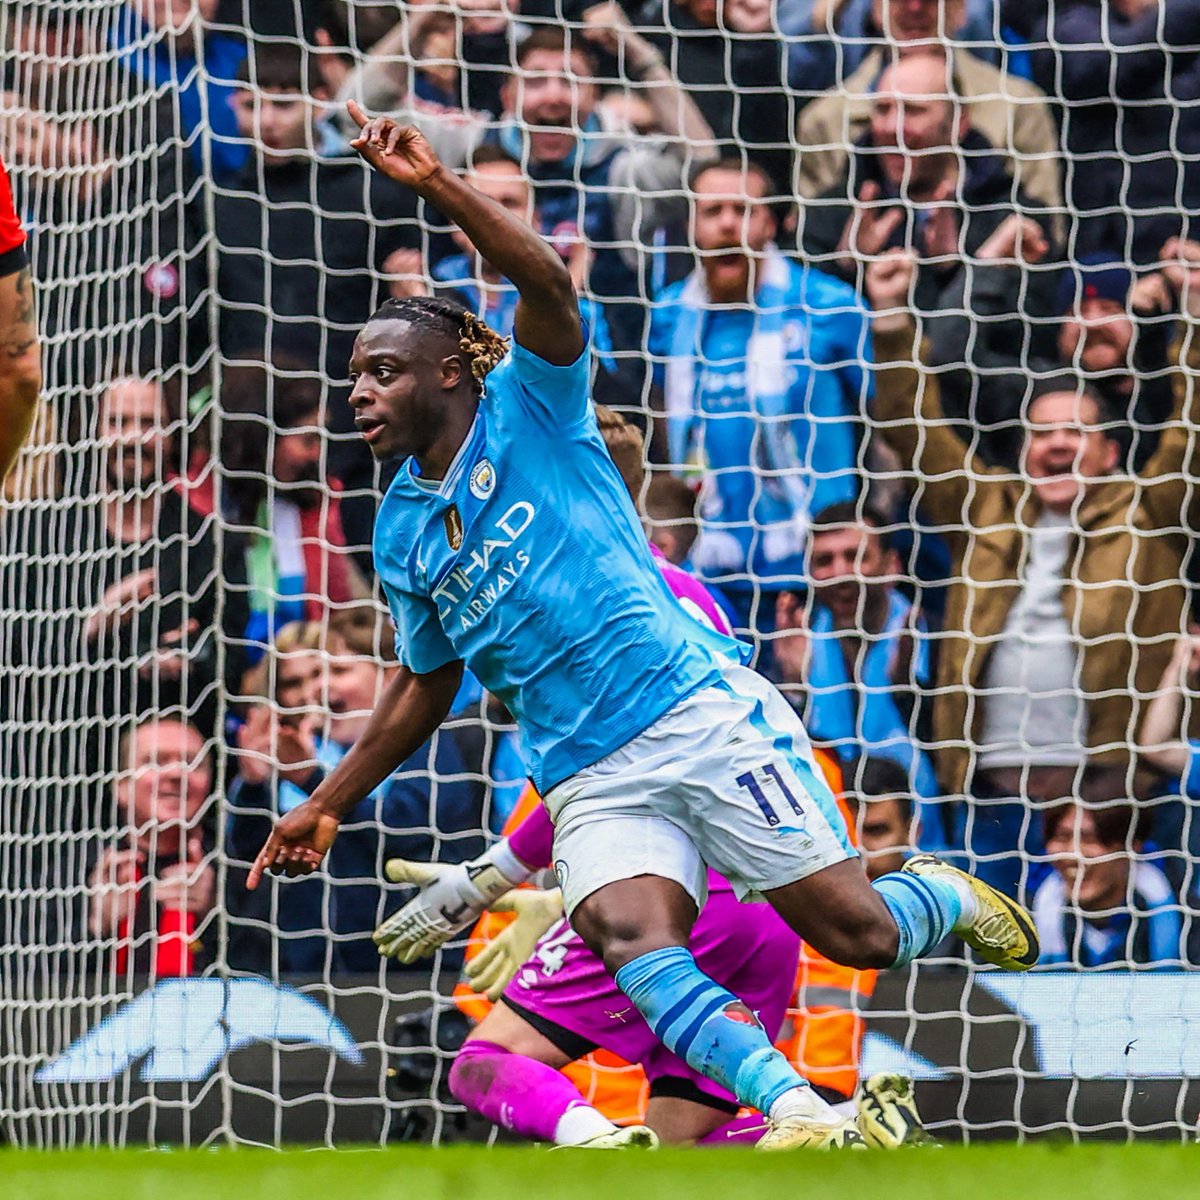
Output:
[
  {"xmin": 246, "ymin": 799, "xmax": 340, "ymax": 890},
  {"xmin": 465, "ymin": 888, "xmax": 565, "ymax": 1002},
  {"xmin": 347, "ymin": 101, "xmax": 442, "ymax": 190}
]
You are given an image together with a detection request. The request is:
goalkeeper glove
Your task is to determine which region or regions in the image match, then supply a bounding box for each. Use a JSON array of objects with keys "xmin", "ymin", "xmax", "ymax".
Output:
[
  {"xmin": 464, "ymin": 888, "xmax": 565, "ymax": 1002},
  {"xmin": 374, "ymin": 843, "xmax": 531, "ymax": 963}
]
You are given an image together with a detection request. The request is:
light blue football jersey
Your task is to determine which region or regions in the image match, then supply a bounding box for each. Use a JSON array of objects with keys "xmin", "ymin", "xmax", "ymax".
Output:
[{"xmin": 374, "ymin": 335, "xmax": 751, "ymax": 793}]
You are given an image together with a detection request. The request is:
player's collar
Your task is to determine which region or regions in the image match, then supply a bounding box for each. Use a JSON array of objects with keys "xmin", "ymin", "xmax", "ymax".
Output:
[{"xmin": 404, "ymin": 410, "xmax": 484, "ymax": 500}]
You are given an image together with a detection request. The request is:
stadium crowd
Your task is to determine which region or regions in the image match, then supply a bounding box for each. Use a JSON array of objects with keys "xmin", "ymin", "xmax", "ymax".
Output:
[{"xmin": 5, "ymin": 0, "xmax": 1200, "ymax": 1106}]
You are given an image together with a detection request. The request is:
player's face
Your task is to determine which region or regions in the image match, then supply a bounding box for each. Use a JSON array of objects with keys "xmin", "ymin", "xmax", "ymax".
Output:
[
  {"xmin": 1023, "ymin": 391, "xmax": 1118, "ymax": 512},
  {"xmin": 856, "ymin": 797, "xmax": 911, "ymax": 881},
  {"xmin": 1045, "ymin": 807, "xmax": 1131, "ymax": 913},
  {"xmin": 101, "ymin": 378, "xmax": 172, "ymax": 489},
  {"xmin": 324, "ymin": 634, "xmax": 388, "ymax": 745},
  {"xmin": 808, "ymin": 525, "xmax": 892, "ymax": 628},
  {"xmin": 691, "ymin": 168, "xmax": 776, "ymax": 301},
  {"xmin": 451, "ymin": 163, "xmax": 533, "ymax": 258},
  {"xmin": 119, "ymin": 721, "xmax": 210, "ymax": 859},
  {"xmin": 504, "ymin": 49, "xmax": 598, "ymax": 163},
  {"xmin": 348, "ymin": 319, "xmax": 463, "ymax": 462}
]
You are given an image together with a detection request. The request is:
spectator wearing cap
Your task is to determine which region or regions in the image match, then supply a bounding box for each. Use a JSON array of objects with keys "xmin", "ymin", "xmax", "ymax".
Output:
[{"xmin": 866, "ymin": 245, "xmax": 1200, "ymax": 899}]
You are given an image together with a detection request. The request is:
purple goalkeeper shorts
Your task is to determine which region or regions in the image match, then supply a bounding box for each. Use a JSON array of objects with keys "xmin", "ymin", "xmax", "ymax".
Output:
[{"xmin": 499, "ymin": 870, "xmax": 801, "ymax": 1112}]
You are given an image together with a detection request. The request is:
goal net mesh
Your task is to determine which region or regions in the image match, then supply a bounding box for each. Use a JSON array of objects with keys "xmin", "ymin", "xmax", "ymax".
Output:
[{"xmin": 1, "ymin": 0, "xmax": 1198, "ymax": 1149}]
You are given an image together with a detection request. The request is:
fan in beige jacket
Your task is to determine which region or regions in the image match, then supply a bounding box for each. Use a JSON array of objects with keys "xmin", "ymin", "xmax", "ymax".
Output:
[{"xmin": 864, "ymin": 242, "xmax": 1200, "ymax": 800}]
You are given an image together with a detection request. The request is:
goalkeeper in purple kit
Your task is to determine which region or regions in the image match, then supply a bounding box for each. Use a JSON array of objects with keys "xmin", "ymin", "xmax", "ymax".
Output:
[{"xmin": 249, "ymin": 102, "xmax": 1038, "ymax": 1151}]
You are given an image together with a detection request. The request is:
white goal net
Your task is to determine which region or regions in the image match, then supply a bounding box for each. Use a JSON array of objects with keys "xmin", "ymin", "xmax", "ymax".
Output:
[{"xmin": 2, "ymin": 0, "xmax": 1199, "ymax": 1149}]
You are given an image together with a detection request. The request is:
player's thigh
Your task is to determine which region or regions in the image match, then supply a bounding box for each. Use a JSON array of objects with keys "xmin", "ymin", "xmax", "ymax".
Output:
[
  {"xmin": 570, "ymin": 874, "xmax": 700, "ymax": 972},
  {"xmin": 550, "ymin": 802, "xmax": 707, "ymax": 927},
  {"xmin": 467, "ymin": 999, "xmax": 574, "ymax": 1069},
  {"xmin": 645, "ymin": 1093, "xmax": 736, "ymax": 1145}
]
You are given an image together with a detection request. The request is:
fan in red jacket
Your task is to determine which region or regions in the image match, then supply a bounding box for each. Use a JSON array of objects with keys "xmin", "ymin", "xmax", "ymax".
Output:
[{"xmin": 0, "ymin": 155, "xmax": 40, "ymax": 482}]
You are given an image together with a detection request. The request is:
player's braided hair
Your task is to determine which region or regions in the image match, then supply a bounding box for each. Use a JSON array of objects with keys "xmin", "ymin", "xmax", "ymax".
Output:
[{"xmin": 369, "ymin": 295, "xmax": 509, "ymax": 388}]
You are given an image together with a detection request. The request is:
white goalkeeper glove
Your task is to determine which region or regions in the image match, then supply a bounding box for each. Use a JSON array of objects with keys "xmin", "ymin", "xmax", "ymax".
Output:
[
  {"xmin": 374, "ymin": 844, "xmax": 531, "ymax": 963},
  {"xmin": 464, "ymin": 888, "xmax": 565, "ymax": 1002}
]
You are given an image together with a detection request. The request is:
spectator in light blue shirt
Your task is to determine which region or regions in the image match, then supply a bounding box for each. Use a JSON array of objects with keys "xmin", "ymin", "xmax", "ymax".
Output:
[
  {"xmin": 111, "ymin": 1, "xmax": 248, "ymax": 184},
  {"xmin": 650, "ymin": 158, "xmax": 871, "ymax": 647},
  {"xmin": 771, "ymin": 501, "xmax": 946, "ymax": 850}
]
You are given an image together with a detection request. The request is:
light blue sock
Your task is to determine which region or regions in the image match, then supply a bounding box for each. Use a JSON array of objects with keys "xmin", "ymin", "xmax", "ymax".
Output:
[
  {"xmin": 874, "ymin": 872, "xmax": 964, "ymax": 967},
  {"xmin": 614, "ymin": 945, "xmax": 805, "ymax": 1115}
]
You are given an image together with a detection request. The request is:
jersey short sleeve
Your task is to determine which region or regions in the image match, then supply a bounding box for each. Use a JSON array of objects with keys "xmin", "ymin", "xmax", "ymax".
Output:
[
  {"xmin": 487, "ymin": 330, "xmax": 591, "ymax": 432},
  {"xmin": 0, "ymin": 157, "xmax": 28, "ymax": 276},
  {"xmin": 382, "ymin": 576, "xmax": 459, "ymax": 675}
]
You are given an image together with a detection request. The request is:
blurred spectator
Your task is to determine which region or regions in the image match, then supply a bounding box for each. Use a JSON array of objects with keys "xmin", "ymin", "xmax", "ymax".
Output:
[
  {"xmin": 866, "ymin": 244, "xmax": 1200, "ymax": 898},
  {"xmin": 1027, "ymin": 0, "xmax": 1200, "ymax": 263},
  {"xmin": 845, "ymin": 755, "xmax": 919, "ymax": 880},
  {"xmin": 3, "ymin": 370, "xmax": 230, "ymax": 749},
  {"xmin": 388, "ymin": 146, "xmax": 621, "ymax": 398},
  {"xmin": 1034, "ymin": 798, "xmax": 1184, "ymax": 968},
  {"xmin": 227, "ymin": 606, "xmax": 489, "ymax": 975},
  {"xmin": 213, "ymin": 41, "xmax": 419, "ymax": 557},
  {"xmin": 110, "ymin": 0, "xmax": 248, "ymax": 184},
  {"xmin": 337, "ymin": 18, "xmax": 715, "ymax": 357},
  {"xmin": 630, "ymin": 0, "xmax": 795, "ymax": 187},
  {"xmin": 0, "ymin": 91, "xmax": 207, "ymax": 398},
  {"xmin": 795, "ymin": 0, "xmax": 1060, "ymax": 211},
  {"xmin": 644, "ymin": 473, "xmax": 700, "ymax": 566},
  {"xmin": 87, "ymin": 718, "xmax": 216, "ymax": 977},
  {"xmin": 800, "ymin": 50, "xmax": 1059, "ymax": 314},
  {"xmin": 772, "ymin": 501, "xmax": 942, "ymax": 845},
  {"xmin": 184, "ymin": 357, "xmax": 369, "ymax": 670},
  {"xmin": 326, "ymin": 0, "xmax": 517, "ymax": 126},
  {"xmin": 651, "ymin": 157, "xmax": 870, "ymax": 643},
  {"xmin": 933, "ymin": 247, "xmax": 1181, "ymax": 471},
  {"xmin": 780, "ymin": 0, "xmax": 1001, "ymax": 97}
]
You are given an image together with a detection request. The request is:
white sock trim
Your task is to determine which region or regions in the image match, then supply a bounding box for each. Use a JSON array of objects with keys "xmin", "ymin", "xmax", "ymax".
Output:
[
  {"xmin": 768, "ymin": 1085, "xmax": 842, "ymax": 1127},
  {"xmin": 554, "ymin": 1103, "xmax": 620, "ymax": 1146}
]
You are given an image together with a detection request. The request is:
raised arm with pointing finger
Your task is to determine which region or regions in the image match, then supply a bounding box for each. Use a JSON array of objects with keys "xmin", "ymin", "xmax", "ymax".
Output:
[
  {"xmin": 247, "ymin": 106, "xmax": 589, "ymax": 891},
  {"xmin": 347, "ymin": 102, "xmax": 583, "ymax": 366}
]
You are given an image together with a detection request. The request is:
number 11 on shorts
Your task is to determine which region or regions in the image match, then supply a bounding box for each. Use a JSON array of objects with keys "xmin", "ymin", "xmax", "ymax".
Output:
[{"xmin": 734, "ymin": 764, "xmax": 805, "ymax": 827}]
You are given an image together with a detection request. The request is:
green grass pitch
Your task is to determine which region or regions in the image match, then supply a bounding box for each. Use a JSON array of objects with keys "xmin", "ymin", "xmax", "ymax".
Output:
[{"xmin": 3, "ymin": 1144, "xmax": 1191, "ymax": 1200}]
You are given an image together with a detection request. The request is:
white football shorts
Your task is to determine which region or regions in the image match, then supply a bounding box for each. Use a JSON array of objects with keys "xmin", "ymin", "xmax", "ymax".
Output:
[{"xmin": 543, "ymin": 663, "xmax": 857, "ymax": 915}]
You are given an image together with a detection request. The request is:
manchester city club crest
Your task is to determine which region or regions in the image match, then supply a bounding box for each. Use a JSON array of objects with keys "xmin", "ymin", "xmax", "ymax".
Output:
[{"xmin": 469, "ymin": 458, "xmax": 496, "ymax": 500}]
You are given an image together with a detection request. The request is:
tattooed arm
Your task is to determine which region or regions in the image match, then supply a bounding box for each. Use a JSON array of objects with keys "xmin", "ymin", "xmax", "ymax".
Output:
[{"xmin": 0, "ymin": 264, "xmax": 41, "ymax": 483}]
